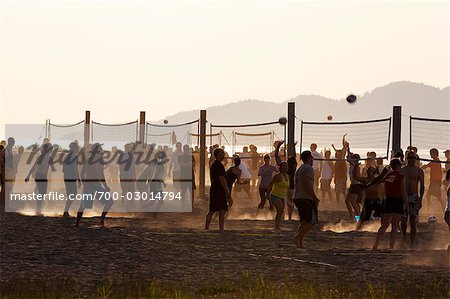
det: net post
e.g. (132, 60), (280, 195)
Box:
(299, 120), (304, 154)
(45, 119), (49, 139)
(199, 110), (207, 200)
(392, 106), (402, 154)
(139, 111), (146, 146)
(287, 102), (295, 157)
(84, 111), (90, 147)
(409, 116), (412, 149)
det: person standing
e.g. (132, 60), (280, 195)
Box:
(76, 143), (113, 227)
(421, 148), (444, 210)
(205, 148), (232, 231)
(63, 142), (81, 217)
(257, 154), (277, 209)
(400, 152), (425, 248)
(269, 162), (291, 230)
(293, 151), (320, 249)
(373, 158), (408, 250)
(310, 143), (323, 193)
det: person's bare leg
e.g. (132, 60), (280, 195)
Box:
(345, 194), (355, 218)
(287, 202), (293, 220)
(219, 210), (226, 230)
(400, 218), (408, 244)
(295, 222), (313, 248)
(75, 212), (83, 226)
(349, 197), (360, 217)
(273, 199), (284, 230)
(327, 190), (333, 203)
(205, 211), (215, 230)
(258, 188), (266, 209)
(373, 215), (391, 250)
(389, 214), (401, 249)
(410, 221), (417, 248)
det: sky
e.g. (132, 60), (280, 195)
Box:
(0, 0), (449, 138)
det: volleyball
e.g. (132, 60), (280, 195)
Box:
(278, 117), (287, 125)
(346, 94), (357, 103)
(163, 119), (168, 124)
(327, 115), (333, 121)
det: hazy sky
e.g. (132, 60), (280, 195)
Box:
(1, 0), (449, 137)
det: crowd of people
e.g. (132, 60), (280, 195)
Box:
(1, 134), (449, 250)
(205, 134), (450, 250)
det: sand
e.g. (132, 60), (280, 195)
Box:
(1, 198), (449, 296)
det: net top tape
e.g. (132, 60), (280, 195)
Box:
(410, 116), (450, 123)
(301, 117), (391, 126)
(91, 120), (138, 126)
(146, 119), (199, 128)
(211, 120), (280, 128)
(49, 120), (84, 128)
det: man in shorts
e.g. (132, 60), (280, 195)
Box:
(357, 166), (382, 229)
(421, 148), (444, 210)
(293, 150), (320, 249)
(401, 152), (424, 248)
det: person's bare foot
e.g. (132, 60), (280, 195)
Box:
(63, 212), (70, 218)
(99, 219), (105, 227)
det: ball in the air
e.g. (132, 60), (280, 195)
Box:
(346, 94), (357, 104)
(163, 119), (168, 124)
(278, 117), (287, 125)
(327, 115), (333, 121)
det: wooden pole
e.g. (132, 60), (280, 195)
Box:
(84, 111), (90, 147)
(392, 106), (402, 154)
(287, 102), (295, 157)
(139, 111), (146, 146)
(199, 110), (207, 199)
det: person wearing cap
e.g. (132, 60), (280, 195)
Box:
(76, 143), (113, 227)
(63, 142), (81, 217)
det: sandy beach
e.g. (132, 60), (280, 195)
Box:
(1, 198), (449, 298)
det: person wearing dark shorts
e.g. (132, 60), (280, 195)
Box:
(357, 167), (382, 229)
(257, 154), (277, 209)
(373, 158), (408, 250)
(205, 148), (232, 230)
(293, 150), (320, 249)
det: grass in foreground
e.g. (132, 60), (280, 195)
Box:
(1, 272), (448, 299)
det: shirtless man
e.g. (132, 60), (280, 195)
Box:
(400, 152), (425, 248)
(357, 166), (382, 229)
(293, 151), (320, 248)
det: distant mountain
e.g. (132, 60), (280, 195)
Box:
(156, 81), (449, 124)
(153, 81), (449, 150)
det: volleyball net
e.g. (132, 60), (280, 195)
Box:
(145, 119), (199, 148)
(210, 120), (285, 154)
(91, 120), (139, 149)
(410, 116), (450, 158)
(299, 117), (392, 159)
(48, 120), (85, 149)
